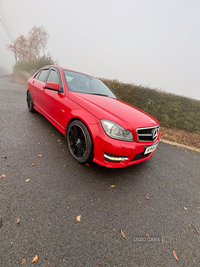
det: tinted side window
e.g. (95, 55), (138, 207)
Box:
(34, 71), (41, 80)
(47, 69), (60, 83)
(37, 69), (49, 83)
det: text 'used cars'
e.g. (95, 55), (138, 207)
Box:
(26, 65), (160, 168)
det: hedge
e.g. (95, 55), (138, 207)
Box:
(101, 78), (200, 133)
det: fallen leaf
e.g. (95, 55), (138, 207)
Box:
(184, 207), (188, 210)
(17, 216), (20, 224)
(95, 256), (108, 266)
(85, 163), (89, 166)
(121, 229), (127, 239)
(63, 164), (68, 167)
(38, 155), (42, 157)
(21, 258), (26, 264)
(77, 215), (81, 221)
(31, 163), (35, 166)
(31, 255), (38, 263)
(52, 134), (54, 136)
(146, 196), (150, 200)
(137, 201), (140, 204)
(26, 179), (30, 182)
(40, 255), (50, 265)
(111, 185), (115, 188)
(0, 174), (6, 178)
(3, 156), (7, 158)
(37, 142), (40, 144)
(39, 225), (55, 236)
(173, 250), (179, 261)
(67, 206), (69, 209)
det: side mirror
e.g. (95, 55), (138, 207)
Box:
(44, 82), (60, 91)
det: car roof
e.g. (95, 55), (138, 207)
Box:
(44, 65), (94, 78)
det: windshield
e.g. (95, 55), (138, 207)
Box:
(63, 70), (117, 98)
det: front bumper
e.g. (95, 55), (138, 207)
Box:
(89, 123), (161, 168)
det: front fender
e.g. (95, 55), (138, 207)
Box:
(64, 109), (100, 139)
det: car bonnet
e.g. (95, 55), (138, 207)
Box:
(69, 93), (159, 131)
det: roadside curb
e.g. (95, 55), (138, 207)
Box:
(160, 138), (200, 153)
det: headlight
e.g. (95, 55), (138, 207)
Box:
(101, 119), (134, 141)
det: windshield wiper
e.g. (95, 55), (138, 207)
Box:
(91, 93), (108, 97)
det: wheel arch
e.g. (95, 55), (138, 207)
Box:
(65, 117), (94, 144)
(64, 109), (98, 142)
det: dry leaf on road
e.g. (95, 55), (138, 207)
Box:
(110, 185), (116, 195)
(31, 163), (35, 166)
(146, 196), (150, 200)
(38, 155), (42, 157)
(40, 255), (50, 265)
(26, 179), (30, 182)
(77, 215), (81, 221)
(31, 255), (38, 263)
(63, 164), (68, 167)
(17, 216), (20, 224)
(0, 174), (6, 178)
(121, 229), (127, 239)
(21, 258), (26, 264)
(184, 207), (188, 210)
(173, 250), (179, 261)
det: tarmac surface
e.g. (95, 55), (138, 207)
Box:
(0, 71), (200, 266)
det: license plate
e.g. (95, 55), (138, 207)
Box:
(144, 142), (159, 155)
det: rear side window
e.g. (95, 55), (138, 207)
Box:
(36, 69), (49, 83)
(34, 71), (41, 80)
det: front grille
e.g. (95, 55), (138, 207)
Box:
(137, 126), (159, 142)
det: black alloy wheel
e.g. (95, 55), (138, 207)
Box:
(67, 120), (93, 163)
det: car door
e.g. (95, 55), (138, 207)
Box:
(42, 68), (66, 132)
(31, 68), (49, 112)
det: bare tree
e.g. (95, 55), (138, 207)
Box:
(6, 26), (49, 62)
(27, 26), (49, 61)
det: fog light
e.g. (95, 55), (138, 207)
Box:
(104, 153), (128, 162)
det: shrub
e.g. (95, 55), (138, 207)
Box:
(13, 54), (58, 76)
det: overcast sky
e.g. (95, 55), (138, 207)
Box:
(1, 0), (200, 100)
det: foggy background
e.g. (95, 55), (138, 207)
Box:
(1, 0), (200, 100)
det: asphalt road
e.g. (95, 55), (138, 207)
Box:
(0, 71), (200, 267)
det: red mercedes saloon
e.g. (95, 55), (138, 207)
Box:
(26, 65), (160, 168)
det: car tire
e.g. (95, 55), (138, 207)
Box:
(27, 91), (35, 113)
(67, 120), (93, 163)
